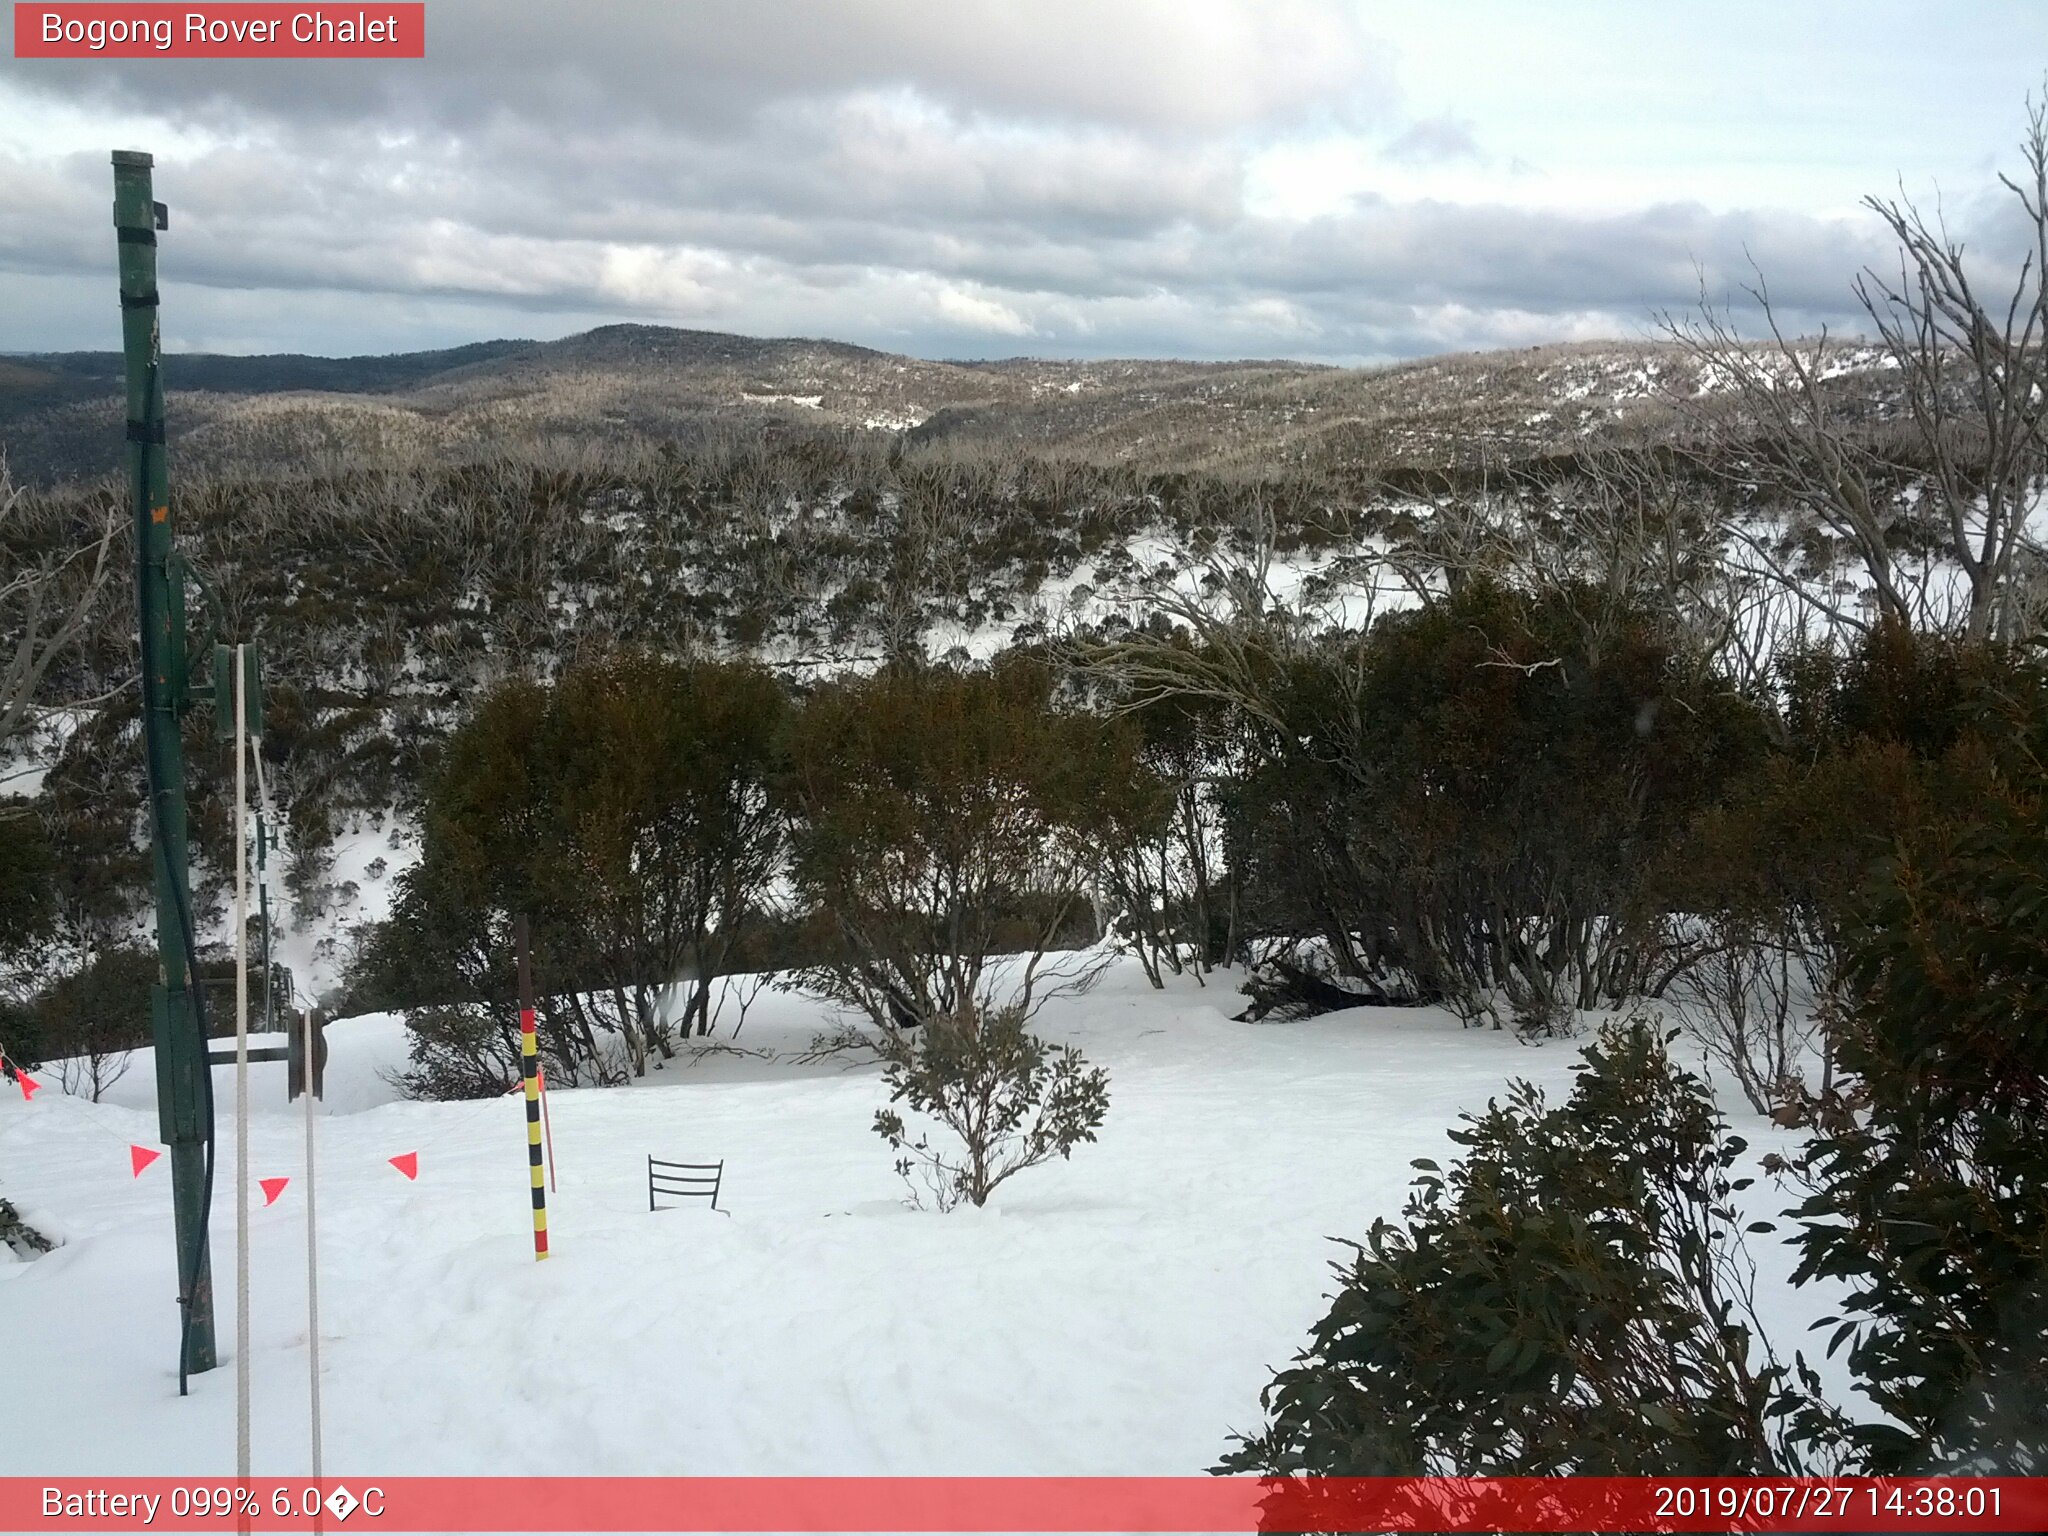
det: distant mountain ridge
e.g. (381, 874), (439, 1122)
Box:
(0, 322), (1892, 484)
(2, 337), (535, 399)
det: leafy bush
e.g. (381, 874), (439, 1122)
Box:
(1095, 685), (1232, 986)
(0, 1197), (54, 1259)
(783, 656), (1151, 1034)
(1659, 745), (1932, 1116)
(1789, 747), (2048, 1472)
(393, 652), (788, 1087)
(389, 1004), (524, 1102)
(1220, 1017), (1837, 1476)
(0, 996), (41, 1079)
(0, 810), (55, 982)
(1659, 624), (2046, 1117)
(1220, 581), (1765, 1027)
(1777, 618), (2048, 763)
(873, 1006), (1109, 1210)
(32, 945), (153, 1101)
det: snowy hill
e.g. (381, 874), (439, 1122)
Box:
(0, 961), (1834, 1477)
(0, 326), (1899, 485)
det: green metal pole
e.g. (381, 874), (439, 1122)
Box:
(114, 149), (216, 1380)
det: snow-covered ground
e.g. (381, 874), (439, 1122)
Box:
(0, 961), (1832, 1478)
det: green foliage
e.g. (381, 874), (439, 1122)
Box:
(1778, 618), (2048, 764)
(1664, 745), (1932, 939)
(1220, 623), (2048, 1477)
(1696, 621), (2048, 940)
(0, 944), (151, 1100)
(1227, 580), (1765, 1023)
(348, 858), (542, 1098)
(389, 652), (789, 1093)
(341, 855), (504, 1016)
(35, 941), (152, 1051)
(1220, 1017), (1837, 1477)
(544, 652), (787, 1039)
(28, 694), (217, 947)
(1788, 745), (2048, 1472)
(0, 1196), (55, 1258)
(391, 1004), (525, 1102)
(0, 810), (55, 972)
(427, 675), (555, 918)
(1095, 683), (1232, 986)
(1657, 625), (2048, 1115)
(0, 995), (43, 1078)
(784, 655), (1153, 1032)
(873, 1005), (1110, 1210)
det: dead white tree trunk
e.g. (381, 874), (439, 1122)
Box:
(1662, 93), (2048, 642)
(0, 456), (119, 758)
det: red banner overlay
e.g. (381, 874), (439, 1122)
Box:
(2, 1477), (2043, 1532)
(13, 4), (424, 58)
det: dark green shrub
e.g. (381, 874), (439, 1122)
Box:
(1096, 684), (1231, 986)
(389, 1004), (523, 1102)
(1789, 749), (2048, 1472)
(385, 653), (788, 1092)
(0, 811), (55, 972)
(0, 1197), (54, 1258)
(1223, 581), (1766, 1025)
(783, 655), (1152, 1033)
(32, 944), (153, 1101)
(0, 996), (43, 1080)
(1220, 1017), (1837, 1476)
(1656, 625), (2048, 1116)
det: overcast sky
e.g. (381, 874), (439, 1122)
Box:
(2, 1), (2043, 363)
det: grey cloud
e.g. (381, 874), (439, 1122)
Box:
(1, 4), (2028, 367)
(33, 161), (1889, 355)
(125, 93), (1249, 266)
(1384, 116), (1485, 166)
(5, 1), (1396, 139)
(0, 140), (1897, 365)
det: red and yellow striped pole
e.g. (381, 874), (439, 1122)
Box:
(514, 915), (548, 1261)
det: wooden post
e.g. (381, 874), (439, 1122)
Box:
(538, 1064), (557, 1193)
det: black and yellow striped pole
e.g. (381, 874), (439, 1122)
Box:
(514, 915), (549, 1260)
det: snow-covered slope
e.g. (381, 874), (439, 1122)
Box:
(0, 962), (1831, 1477)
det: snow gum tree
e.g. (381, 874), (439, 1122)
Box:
(783, 657), (1143, 1206)
(1665, 96), (2048, 642)
(400, 652), (787, 1089)
(783, 655), (1153, 1034)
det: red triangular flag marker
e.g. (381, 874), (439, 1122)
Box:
(389, 1152), (418, 1181)
(131, 1145), (162, 1178)
(259, 1177), (289, 1207)
(16, 1071), (39, 1101)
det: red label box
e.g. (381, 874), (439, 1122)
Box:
(13, 3), (425, 58)
(2, 1476), (2046, 1532)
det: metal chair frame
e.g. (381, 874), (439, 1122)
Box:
(648, 1156), (724, 1212)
